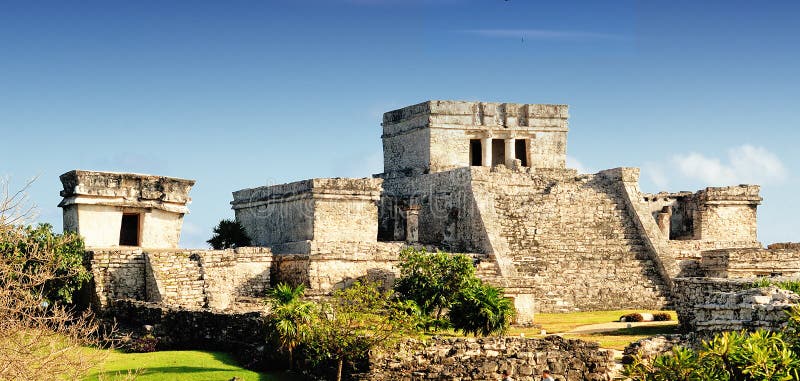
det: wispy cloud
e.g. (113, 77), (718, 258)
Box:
(642, 145), (788, 191)
(461, 29), (627, 41)
(566, 156), (592, 174)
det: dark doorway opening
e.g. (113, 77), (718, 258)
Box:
(119, 214), (140, 246)
(469, 139), (482, 166)
(491, 139), (505, 166)
(515, 139), (528, 167)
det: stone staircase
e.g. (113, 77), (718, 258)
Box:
(484, 173), (671, 311)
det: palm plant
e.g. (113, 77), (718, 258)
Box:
(265, 283), (315, 369)
(449, 281), (515, 337)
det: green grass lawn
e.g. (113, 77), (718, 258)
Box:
(509, 309), (678, 334)
(85, 349), (299, 381)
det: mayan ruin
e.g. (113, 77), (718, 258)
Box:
(61, 100), (798, 329)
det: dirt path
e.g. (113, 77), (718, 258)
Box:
(564, 320), (677, 335)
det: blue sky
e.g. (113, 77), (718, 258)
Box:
(1, 0), (797, 247)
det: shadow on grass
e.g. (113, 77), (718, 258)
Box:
(93, 366), (234, 378)
(593, 324), (679, 337)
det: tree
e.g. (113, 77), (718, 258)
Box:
(0, 223), (89, 304)
(265, 283), (314, 369)
(449, 280), (515, 337)
(306, 281), (420, 381)
(207, 219), (251, 249)
(0, 179), (108, 380)
(393, 247), (475, 323)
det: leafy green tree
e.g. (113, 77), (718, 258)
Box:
(306, 281), (420, 381)
(265, 283), (314, 369)
(0, 223), (89, 304)
(394, 247), (475, 322)
(449, 280), (515, 337)
(207, 219), (251, 249)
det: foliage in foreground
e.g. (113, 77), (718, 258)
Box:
(306, 281), (421, 381)
(0, 182), (106, 380)
(265, 283), (314, 369)
(393, 247), (515, 336)
(624, 306), (800, 381)
(752, 278), (800, 295)
(207, 219), (251, 250)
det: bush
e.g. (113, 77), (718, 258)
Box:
(653, 312), (672, 321)
(621, 313), (644, 322)
(449, 281), (515, 337)
(207, 219), (251, 249)
(126, 334), (159, 353)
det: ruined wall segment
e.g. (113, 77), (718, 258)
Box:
(381, 100), (568, 179)
(231, 178), (382, 247)
(58, 170), (194, 249)
(695, 185), (761, 242)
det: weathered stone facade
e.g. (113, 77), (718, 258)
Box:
(59, 170), (194, 248)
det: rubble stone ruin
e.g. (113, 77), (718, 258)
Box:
(61, 100), (799, 324)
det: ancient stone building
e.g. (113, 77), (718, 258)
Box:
(59, 170), (194, 248)
(63, 100), (792, 325)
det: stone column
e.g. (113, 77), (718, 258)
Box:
(656, 206), (672, 237)
(404, 205), (420, 243)
(505, 138), (516, 167)
(481, 137), (492, 167)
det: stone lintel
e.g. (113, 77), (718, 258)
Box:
(382, 100), (569, 136)
(58, 170), (194, 213)
(698, 185), (762, 205)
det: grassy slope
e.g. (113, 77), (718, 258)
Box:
(85, 350), (296, 381)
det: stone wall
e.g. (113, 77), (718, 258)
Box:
(272, 241), (408, 295)
(86, 247), (272, 310)
(85, 248), (147, 307)
(107, 300), (271, 369)
(701, 247), (800, 278)
(672, 277), (800, 333)
(232, 178), (383, 246)
(366, 336), (614, 381)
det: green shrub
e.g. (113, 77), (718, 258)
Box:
(449, 281), (515, 337)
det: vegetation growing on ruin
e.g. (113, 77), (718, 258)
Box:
(624, 306), (800, 380)
(752, 278), (800, 295)
(207, 219), (251, 249)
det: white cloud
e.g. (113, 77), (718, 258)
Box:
(566, 156), (592, 174)
(643, 162), (670, 189)
(672, 145), (787, 186)
(461, 29), (626, 41)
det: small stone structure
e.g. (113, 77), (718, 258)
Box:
(62, 100), (796, 326)
(59, 170), (194, 248)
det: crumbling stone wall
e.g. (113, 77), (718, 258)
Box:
(701, 247), (800, 278)
(366, 336), (614, 381)
(672, 278), (800, 333)
(85, 247), (272, 310)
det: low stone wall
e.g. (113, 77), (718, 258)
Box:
(701, 247), (800, 278)
(366, 336), (614, 381)
(673, 277), (799, 333)
(107, 299), (274, 369)
(86, 247), (272, 310)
